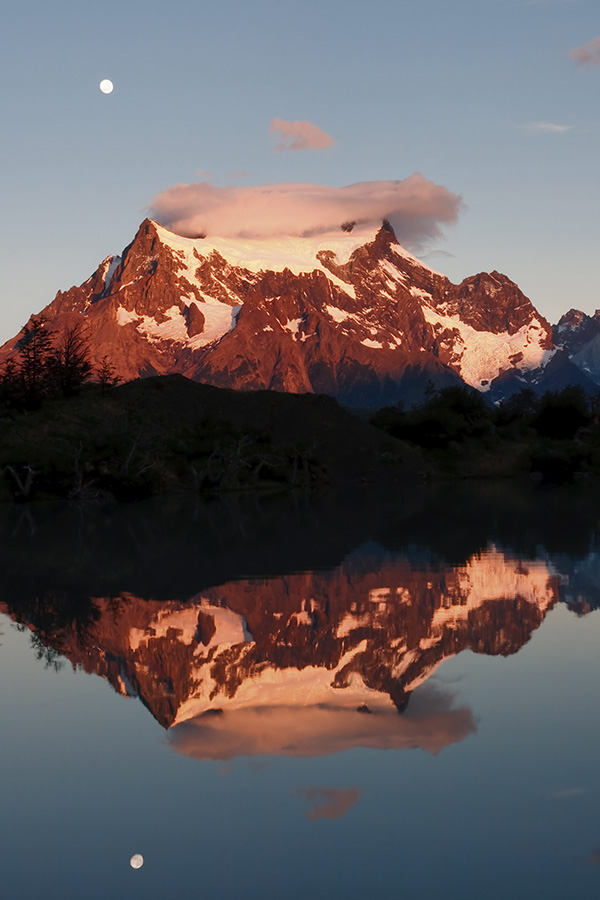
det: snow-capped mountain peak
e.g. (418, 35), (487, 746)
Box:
(0, 217), (594, 405)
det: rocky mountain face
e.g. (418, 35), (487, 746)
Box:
(553, 309), (600, 387)
(1, 219), (594, 406)
(0, 545), (558, 757)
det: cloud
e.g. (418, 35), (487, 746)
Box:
(297, 787), (361, 821)
(421, 249), (456, 261)
(569, 36), (600, 66)
(526, 121), (572, 133)
(523, 0), (583, 5)
(590, 847), (600, 865)
(226, 170), (249, 180)
(549, 787), (584, 798)
(168, 683), (476, 760)
(148, 175), (462, 250)
(270, 117), (335, 151)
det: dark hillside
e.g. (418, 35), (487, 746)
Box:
(0, 375), (420, 501)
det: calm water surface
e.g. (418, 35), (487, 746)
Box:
(1, 484), (599, 899)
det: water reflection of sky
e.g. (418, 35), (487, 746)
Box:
(1, 488), (600, 899)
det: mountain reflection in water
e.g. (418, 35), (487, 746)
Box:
(3, 481), (595, 761)
(2, 483), (600, 900)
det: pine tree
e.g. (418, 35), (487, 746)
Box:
(96, 355), (121, 391)
(48, 322), (93, 396)
(0, 357), (22, 406)
(16, 315), (54, 406)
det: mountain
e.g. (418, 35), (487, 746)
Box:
(553, 308), (600, 387)
(0, 218), (594, 406)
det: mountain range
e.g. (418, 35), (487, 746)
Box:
(1, 218), (598, 406)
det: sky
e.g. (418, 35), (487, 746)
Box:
(1, 0), (598, 343)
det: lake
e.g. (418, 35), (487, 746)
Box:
(1, 483), (599, 899)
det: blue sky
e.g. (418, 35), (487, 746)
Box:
(1, 0), (598, 342)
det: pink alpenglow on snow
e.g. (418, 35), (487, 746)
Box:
(569, 35), (600, 66)
(148, 176), (462, 249)
(270, 117), (336, 151)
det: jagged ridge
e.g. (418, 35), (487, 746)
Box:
(0, 219), (594, 405)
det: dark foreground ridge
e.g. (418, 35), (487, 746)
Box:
(0, 374), (419, 501)
(3, 372), (600, 503)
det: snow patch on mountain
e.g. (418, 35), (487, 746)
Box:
(410, 286), (433, 300)
(381, 259), (408, 284)
(326, 305), (351, 323)
(289, 606), (314, 627)
(283, 317), (306, 340)
(324, 272), (356, 298)
(129, 607), (198, 651)
(194, 602), (253, 650)
(116, 300), (241, 348)
(174, 640), (373, 726)
(335, 611), (374, 638)
(103, 255), (121, 290)
(129, 602), (252, 654)
(154, 220), (378, 283)
(433, 547), (556, 619)
(421, 304), (556, 389)
(389, 241), (442, 276)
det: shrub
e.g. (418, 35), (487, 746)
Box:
(531, 386), (591, 440)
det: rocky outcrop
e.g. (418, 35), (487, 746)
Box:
(553, 308), (600, 387)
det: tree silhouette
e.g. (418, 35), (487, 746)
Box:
(1, 317), (93, 408)
(15, 314), (54, 406)
(532, 386), (591, 439)
(96, 355), (121, 391)
(48, 322), (93, 396)
(0, 357), (21, 406)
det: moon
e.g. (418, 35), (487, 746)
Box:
(129, 854), (144, 869)
(99, 79), (114, 94)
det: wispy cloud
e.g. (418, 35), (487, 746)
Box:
(569, 36), (600, 66)
(523, 0), (583, 6)
(590, 847), (600, 865)
(226, 170), (249, 181)
(270, 118), (336, 152)
(525, 121), (572, 133)
(421, 249), (456, 261)
(148, 175), (462, 249)
(297, 787), (361, 820)
(549, 787), (584, 798)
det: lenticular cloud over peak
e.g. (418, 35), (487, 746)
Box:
(147, 175), (462, 249)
